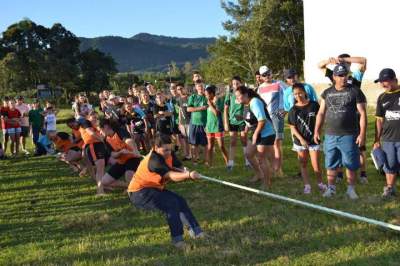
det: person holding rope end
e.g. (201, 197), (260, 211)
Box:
(235, 86), (275, 189)
(127, 133), (204, 249)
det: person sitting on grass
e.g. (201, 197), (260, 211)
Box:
(127, 133), (204, 249)
(35, 129), (53, 156)
(50, 131), (84, 173)
(204, 85), (228, 167)
(288, 83), (327, 194)
(99, 118), (142, 189)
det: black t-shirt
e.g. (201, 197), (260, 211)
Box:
(321, 85), (366, 135)
(126, 111), (145, 134)
(154, 104), (172, 134)
(148, 150), (182, 177)
(288, 101), (319, 145)
(376, 90), (400, 142)
(141, 101), (155, 125)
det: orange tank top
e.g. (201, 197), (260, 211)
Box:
(128, 151), (173, 192)
(106, 133), (135, 164)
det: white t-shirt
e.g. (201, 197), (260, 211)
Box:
(45, 113), (57, 131)
(16, 103), (30, 127)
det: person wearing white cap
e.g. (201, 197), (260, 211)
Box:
(257, 65), (286, 177)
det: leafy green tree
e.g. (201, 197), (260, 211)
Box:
(79, 48), (117, 94)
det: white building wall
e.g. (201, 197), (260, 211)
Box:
(303, 0), (400, 84)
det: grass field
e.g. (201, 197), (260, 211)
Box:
(1, 110), (400, 265)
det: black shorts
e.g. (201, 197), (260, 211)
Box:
(117, 127), (131, 140)
(21, 126), (29, 137)
(172, 125), (181, 135)
(229, 123), (245, 132)
(359, 145), (366, 152)
(107, 157), (141, 179)
(85, 142), (107, 165)
(70, 146), (81, 152)
(255, 134), (275, 146)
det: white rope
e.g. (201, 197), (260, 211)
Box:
(200, 175), (400, 232)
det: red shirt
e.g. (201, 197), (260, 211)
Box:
(0, 106), (9, 129)
(6, 109), (21, 128)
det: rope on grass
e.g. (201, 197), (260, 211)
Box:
(200, 175), (400, 232)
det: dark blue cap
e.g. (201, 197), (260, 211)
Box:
(374, 68), (396, 83)
(284, 68), (297, 79)
(333, 64), (349, 76)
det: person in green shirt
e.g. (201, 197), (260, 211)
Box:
(187, 80), (208, 163)
(205, 85), (228, 167)
(28, 100), (44, 150)
(224, 76), (249, 171)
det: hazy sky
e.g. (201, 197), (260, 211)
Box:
(2, 0), (229, 38)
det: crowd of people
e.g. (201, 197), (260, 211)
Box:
(1, 54), (400, 248)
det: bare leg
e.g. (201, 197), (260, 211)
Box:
(309, 150), (323, 184)
(298, 150), (310, 186)
(245, 142), (262, 182)
(216, 137), (229, 165)
(206, 136), (214, 166)
(94, 159), (105, 195)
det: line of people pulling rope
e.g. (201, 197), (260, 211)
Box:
(1, 54), (399, 248)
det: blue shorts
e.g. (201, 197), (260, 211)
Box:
(324, 135), (360, 171)
(382, 141), (400, 174)
(270, 114), (284, 140)
(188, 124), (207, 146)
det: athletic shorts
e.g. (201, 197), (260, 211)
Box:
(69, 146), (81, 152)
(188, 124), (207, 146)
(116, 127), (131, 140)
(324, 135), (360, 171)
(107, 157), (142, 179)
(255, 134), (275, 146)
(85, 142), (107, 165)
(179, 124), (189, 138)
(207, 132), (224, 138)
(229, 123), (245, 132)
(172, 125), (181, 135)
(270, 114), (284, 140)
(292, 143), (320, 152)
(21, 126), (29, 137)
(382, 141), (400, 174)
(7, 127), (21, 135)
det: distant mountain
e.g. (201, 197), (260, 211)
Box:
(79, 33), (216, 72)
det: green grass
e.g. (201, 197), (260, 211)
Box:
(1, 110), (400, 265)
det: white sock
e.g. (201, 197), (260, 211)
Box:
(228, 160), (234, 167)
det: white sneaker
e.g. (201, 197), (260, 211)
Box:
(346, 186), (359, 200)
(323, 186), (336, 198)
(22, 149), (30, 155)
(318, 183), (327, 192)
(304, 185), (311, 194)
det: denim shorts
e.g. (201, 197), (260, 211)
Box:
(324, 135), (360, 171)
(382, 141), (400, 174)
(270, 114), (284, 140)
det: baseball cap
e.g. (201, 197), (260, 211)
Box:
(284, 69), (297, 79)
(333, 64), (349, 76)
(374, 68), (396, 83)
(259, 65), (271, 76)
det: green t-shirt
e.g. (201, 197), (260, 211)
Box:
(187, 94), (207, 126)
(206, 97), (224, 133)
(224, 90), (245, 126)
(29, 108), (43, 128)
(171, 97), (180, 125)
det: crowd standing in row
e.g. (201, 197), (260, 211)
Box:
(1, 55), (400, 248)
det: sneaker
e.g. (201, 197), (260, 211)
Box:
(346, 186), (359, 200)
(304, 185), (311, 194)
(318, 183), (327, 192)
(226, 165), (233, 171)
(382, 186), (396, 199)
(323, 186), (336, 198)
(174, 241), (186, 250)
(22, 149), (30, 155)
(359, 176), (368, 184)
(194, 232), (207, 239)
(245, 163), (252, 169)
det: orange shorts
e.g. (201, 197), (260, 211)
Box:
(206, 132), (224, 138)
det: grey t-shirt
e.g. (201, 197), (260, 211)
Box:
(321, 85), (366, 136)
